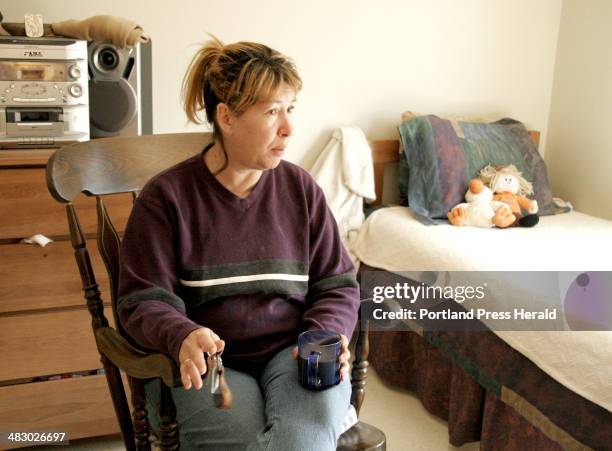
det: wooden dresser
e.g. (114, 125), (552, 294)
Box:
(0, 148), (133, 448)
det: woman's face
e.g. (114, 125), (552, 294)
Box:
(222, 82), (297, 172)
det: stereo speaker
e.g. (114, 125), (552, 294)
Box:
(87, 40), (152, 138)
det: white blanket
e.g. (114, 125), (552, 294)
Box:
(310, 127), (376, 267)
(353, 206), (612, 412)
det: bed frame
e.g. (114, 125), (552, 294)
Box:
(369, 131), (540, 206)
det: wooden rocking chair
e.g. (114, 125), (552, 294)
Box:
(46, 132), (385, 450)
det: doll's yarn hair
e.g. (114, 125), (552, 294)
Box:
(479, 164), (534, 196)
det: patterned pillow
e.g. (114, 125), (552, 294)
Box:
(398, 112), (493, 206)
(397, 115), (555, 223)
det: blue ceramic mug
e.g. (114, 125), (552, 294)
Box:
(297, 330), (342, 391)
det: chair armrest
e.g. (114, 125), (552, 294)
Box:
(95, 326), (182, 387)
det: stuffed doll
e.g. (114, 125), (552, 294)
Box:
(447, 178), (515, 228)
(479, 164), (539, 227)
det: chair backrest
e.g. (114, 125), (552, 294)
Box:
(47, 132), (212, 333)
(47, 132), (212, 201)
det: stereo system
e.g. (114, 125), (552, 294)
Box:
(0, 36), (152, 149)
(0, 36), (89, 148)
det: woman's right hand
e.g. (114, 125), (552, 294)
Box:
(178, 327), (225, 390)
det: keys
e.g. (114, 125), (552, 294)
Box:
(208, 353), (221, 395)
(205, 352), (233, 410)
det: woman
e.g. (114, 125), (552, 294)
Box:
(117, 36), (360, 450)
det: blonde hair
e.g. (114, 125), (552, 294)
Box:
(182, 34), (302, 142)
(479, 164), (534, 196)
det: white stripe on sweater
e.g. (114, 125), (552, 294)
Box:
(180, 273), (309, 287)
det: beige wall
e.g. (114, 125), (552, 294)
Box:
(545, 0), (612, 220)
(3, 0), (562, 168)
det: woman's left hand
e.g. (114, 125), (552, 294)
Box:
(292, 334), (351, 382)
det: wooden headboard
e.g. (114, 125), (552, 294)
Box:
(368, 130), (540, 207)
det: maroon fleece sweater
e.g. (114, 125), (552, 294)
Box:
(117, 146), (359, 373)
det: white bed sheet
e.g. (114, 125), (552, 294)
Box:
(353, 206), (612, 412)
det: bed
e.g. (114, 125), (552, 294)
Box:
(353, 118), (612, 450)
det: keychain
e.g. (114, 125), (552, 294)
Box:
(206, 352), (233, 410)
